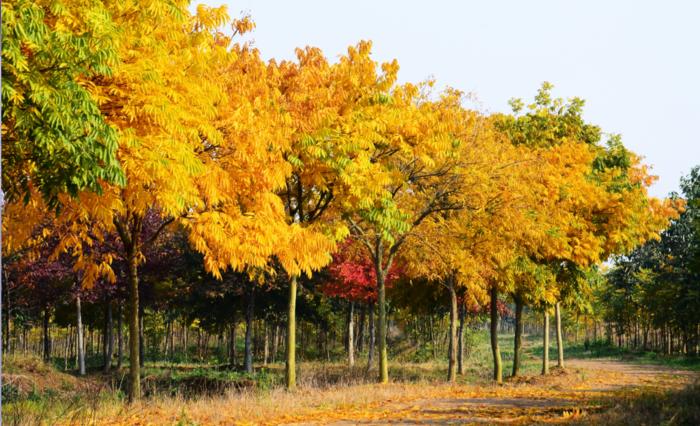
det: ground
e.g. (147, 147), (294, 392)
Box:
(57, 358), (694, 425)
(4, 334), (699, 425)
(273, 360), (698, 425)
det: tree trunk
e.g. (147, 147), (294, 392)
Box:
(43, 307), (51, 362)
(357, 305), (366, 353)
(271, 323), (279, 364)
(542, 310), (550, 375)
(4, 277), (11, 354)
(286, 275), (298, 390)
(116, 302), (123, 369)
(263, 323), (270, 366)
(245, 283), (255, 374)
(138, 304), (144, 368)
(555, 302), (564, 368)
(489, 286), (502, 384)
(168, 321), (175, 359)
(457, 301), (466, 375)
(76, 296), (86, 376)
(447, 282), (458, 382)
(104, 300), (113, 373)
(347, 301), (355, 367)
(367, 302), (375, 371)
(64, 326), (71, 370)
(127, 242), (141, 401)
(377, 269), (389, 383)
(512, 296), (524, 377)
(229, 320), (237, 367)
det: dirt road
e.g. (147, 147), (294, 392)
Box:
(282, 359), (698, 425)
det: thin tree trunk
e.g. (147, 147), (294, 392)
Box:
(489, 286), (502, 383)
(263, 323), (270, 366)
(138, 304), (144, 368)
(271, 323), (280, 364)
(512, 296), (524, 377)
(166, 325), (174, 360)
(447, 281), (458, 382)
(4, 277), (10, 354)
(76, 296), (86, 376)
(64, 326), (71, 370)
(43, 307), (51, 362)
(367, 302), (375, 371)
(555, 302), (564, 368)
(126, 236), (141, 401)
(357, 305), (366, 353)
(377, 268), (389, 383)
(104, 300), (114, 373)
(245, 283), (255, 374)
(457, 301), (466, 375)
(229, 320), (237, 367)
(542, 310), (550, 375)
(116, 302), (123, 369)
(286, 275), (298, 390)
(184, 324), (189, 361)
(347, 301), (355, 367)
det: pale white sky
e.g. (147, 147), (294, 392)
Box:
(200, 0), (699, 198)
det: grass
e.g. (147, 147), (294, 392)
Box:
(560, 339), (700, 372)
(582, 381), (700, 425)
(3, 330), (699, 425)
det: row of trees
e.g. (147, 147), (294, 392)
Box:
(2, 0), (679, 401)
(604, 167), (700, 355)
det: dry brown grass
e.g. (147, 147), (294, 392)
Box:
(80, 360), (698, 425)
(5, 355), (698, 425)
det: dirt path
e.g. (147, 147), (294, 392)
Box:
(281, 359), (698, 425)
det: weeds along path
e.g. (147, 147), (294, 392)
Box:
(73, 358), (697, 425)
(276, 359), (698, 425)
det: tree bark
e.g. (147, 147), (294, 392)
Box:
(4, 276), (10, 354)
(116, 302), (123, 369)
(76, 296), (86, 376)
(347, 301), (355, 367)
(64, 326), (72, 370)
(542, 309), (550, 375)
(489, 286), (502, 384)
(555, 302), (564, 368)
(127, 239), (141, 401)
(263, 323), (270, 366)
(271, 323), (279, 364)
(229, 320), (237, 367)
(357, 305), (366, 353)
(138, 304), (144, 368)
(457, 301), (466, 375)
(286, 275), (298, 390)
(512, 296), (524, 377)
(377, 269), (389, 383)
(104, 300), (114, 373)
(245, 283), (255, 374)
(367, 302), (375, 371)
(43, 307), (51, 362)
(447, 281), (458, 382)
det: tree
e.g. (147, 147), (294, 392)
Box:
(271, 41), (400, 389)
(497, 83), (681, 375)
(321, 238), (399, 367)
(16, 3), (285, 401)
(603, 166), (698, 355)
(2, 0), (124, 206)
(345, 86), (506, 383)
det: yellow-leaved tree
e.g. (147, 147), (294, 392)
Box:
(4, 2), (297, 402)
(343, 85), (516, 383)
(400, 113), (534, 383)
(496, 83), (681, 376)
(269, 41), (400, 389)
